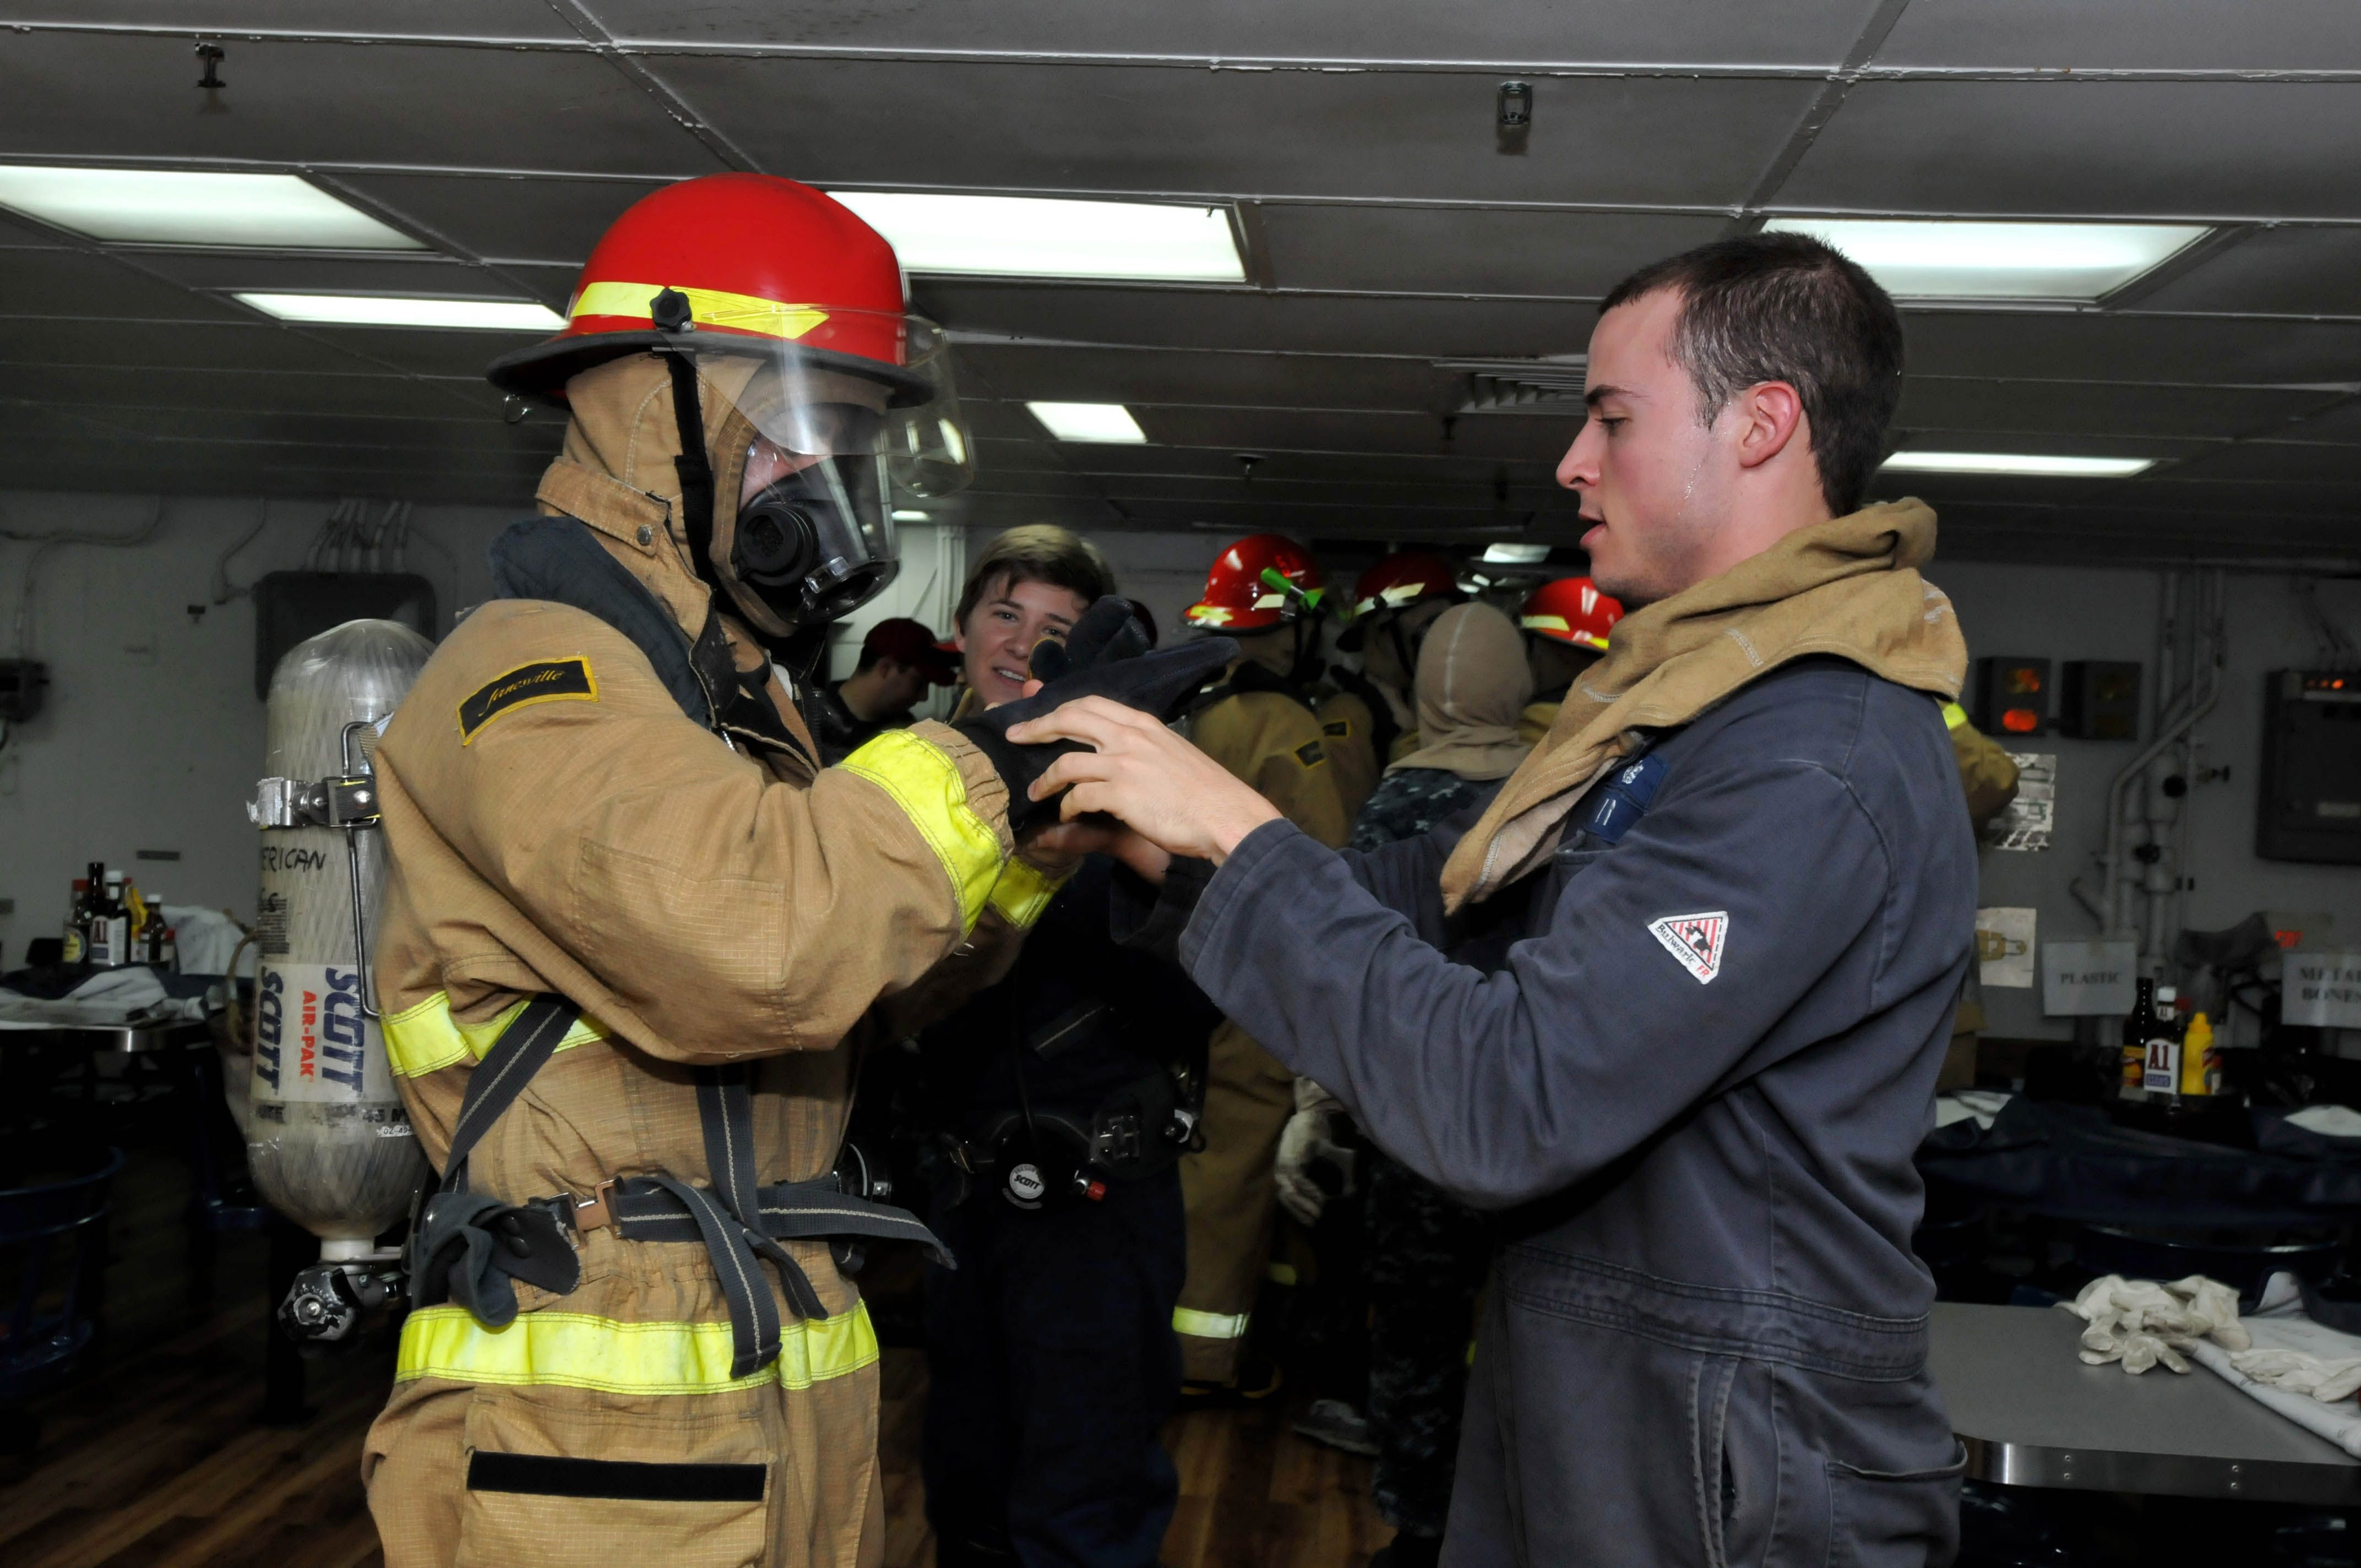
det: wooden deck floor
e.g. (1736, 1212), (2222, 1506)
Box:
(1, 1150), (1391, 1567)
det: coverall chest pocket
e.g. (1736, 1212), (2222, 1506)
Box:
(455, 1387), (771, 1568)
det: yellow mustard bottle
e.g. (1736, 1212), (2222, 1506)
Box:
(2180, 1011), (2216, 1097)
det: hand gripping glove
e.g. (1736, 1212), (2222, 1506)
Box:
(1274, 1077), (1358, 1228)
(955, 596), (1232, 834)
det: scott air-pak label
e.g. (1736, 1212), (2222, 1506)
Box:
(253, 961), (383, 1101)
(458, 657), (597, 743)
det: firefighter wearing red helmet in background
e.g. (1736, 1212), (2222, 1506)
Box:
(1320, 552), (1464, 820)
(1171, 534), (1352, 1395)
(1516, 575), (1625, 744)
(357, 175), (1111, 1567)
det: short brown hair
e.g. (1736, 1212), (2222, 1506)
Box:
(1600, 233), (1903, 516)
(954, 525), (1115, 629)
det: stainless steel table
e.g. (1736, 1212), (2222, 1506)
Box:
(1932, 1301), (2361, 1505)
(0, 1016), (211, 1053)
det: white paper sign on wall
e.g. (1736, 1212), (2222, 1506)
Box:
(2043, 938), (2139, 1016)
(1976, 907), (2037, 989)
(2283, 951), (2361, 1028)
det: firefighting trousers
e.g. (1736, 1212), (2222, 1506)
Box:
(922, 1165), (1185, 1568)
(362, 1292), (888, 1568)
(1172, 1019), (1294, 1384)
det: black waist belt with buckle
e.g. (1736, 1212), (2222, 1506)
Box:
(408, 994), (949, 1380)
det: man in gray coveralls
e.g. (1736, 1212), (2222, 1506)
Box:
(1011, 233), (1979, 1566)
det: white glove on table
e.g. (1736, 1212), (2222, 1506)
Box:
(2064, 1273), (2251, 1374)
(1274, 1077), (1357, 1227)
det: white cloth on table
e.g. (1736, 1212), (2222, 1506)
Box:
(2189, 1273), (2361, 1458)
(1934, 1090), (2011, 1130)
(156, 904), (247, 979)
(0, 965), (203, 1028)
(2286, 1104), (2361, 1140)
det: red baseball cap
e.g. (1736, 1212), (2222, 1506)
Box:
(862, 617), (961, 683)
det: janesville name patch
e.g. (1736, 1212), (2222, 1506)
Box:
(458, 657), (597, 744)
(1647, 911), (1728, 985)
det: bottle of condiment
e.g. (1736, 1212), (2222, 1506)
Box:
(88, 867), (128, 968)
(60, 876), (89, 964)
(2143, 984), (2184, 1099)
(2121, 977), (2155, 1099)
(2180, 1011), (2219, 1097)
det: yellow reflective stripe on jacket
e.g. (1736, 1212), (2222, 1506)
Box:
(396, 1301), (880, 1395)
(1172, 1306), (1251, 1340)
(382, 991), (608, 1079)
(840, 729), (1003, 935)
(1941, 701), (1971, 731)
(985, 856), (1065, 930)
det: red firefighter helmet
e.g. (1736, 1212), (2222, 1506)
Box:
(1519, 577), (1624, 653)
(1349, 552), (1460, 619)
(1184, 534), (1325, 631)
(1339, 551), (1461, 650)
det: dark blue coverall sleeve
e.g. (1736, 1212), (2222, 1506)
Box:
(1178, 748), (1894, 1211)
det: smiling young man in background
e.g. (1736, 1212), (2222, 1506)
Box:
(1011, 232), (1979, 1566)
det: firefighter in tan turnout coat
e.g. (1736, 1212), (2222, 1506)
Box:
(356, 174), (1226, 1568)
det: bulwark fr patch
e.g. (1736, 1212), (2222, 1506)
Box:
(459, 657), (598, 744)
(1293, 739), (1328, 769)
(1648, 911), (1728, 985)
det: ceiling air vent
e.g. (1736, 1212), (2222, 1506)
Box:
(1439, 357), (1588, 412)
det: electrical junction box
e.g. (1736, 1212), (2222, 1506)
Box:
(1972, 656), (2050, 738)
(2257, 670), (2361, 864)
(2060, 661), (2141, 742)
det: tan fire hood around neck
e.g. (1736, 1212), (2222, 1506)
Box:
(1438, 499), (1967, 913)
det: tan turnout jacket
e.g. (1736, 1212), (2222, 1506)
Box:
(362, 355), (1040, 1568)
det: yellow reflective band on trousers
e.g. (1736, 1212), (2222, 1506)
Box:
(986, 856), (1065, 929)
(382, 991), (609, 1079)
(1941, 701), (1971, 731)
(840, 729), (1003, 935)
(396, 1301), (881, 1396)
(1172, 1306), (1252, 1340)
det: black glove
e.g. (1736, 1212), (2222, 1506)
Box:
(955, 596), (1231, 834)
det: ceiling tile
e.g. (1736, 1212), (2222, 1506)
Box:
(2135, 227), (2361, 318)
(1900, 310), (2361, 385)
(1873, 0), (2361, 72)
(0, 33), (718, 178)
(1256, 206), (1728, 296)
(1894, 378), (2347, 440)
(2163, 442), (2361, 485)
(0, 364), (495, 420)
(290, 324), (561, 379)
(51, 4), (585, 40)
(1780, 80), (2361, 220)
(920, 284), (1598, 359)
(960, 345), (1460, 411)
(652, 58), (1819, 208)
(2276, 399), (2361, 445)
(595, 0), (1880, 68)
(331, 174), (673, 266)
(128, 250), (521, 298)
(0, 249), (251, 322)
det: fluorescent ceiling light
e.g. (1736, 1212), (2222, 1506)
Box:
(1481, 543), (1553, 564)
(0, 165), (421, 249)
(1881, 451), (2155, 478)
(891, 509), (932, 522)
(1762, 219), (2207, 301)
(236, 293), (565, 331)
(1026, 401), (1148, 444)
(828, 191), (1245, 282)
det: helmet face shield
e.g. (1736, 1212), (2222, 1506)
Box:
(680, 312), (969, 630)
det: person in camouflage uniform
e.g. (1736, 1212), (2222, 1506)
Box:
(1334, 603), (1537, 1568)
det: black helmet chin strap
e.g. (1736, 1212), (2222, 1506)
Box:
(649, 288), (741, 620)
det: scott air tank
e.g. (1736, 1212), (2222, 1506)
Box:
(246, 618), (433, 1255)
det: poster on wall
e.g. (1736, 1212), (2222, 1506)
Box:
(1982, 753), (2055, 852)
(1975, 907), (2037, 989)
